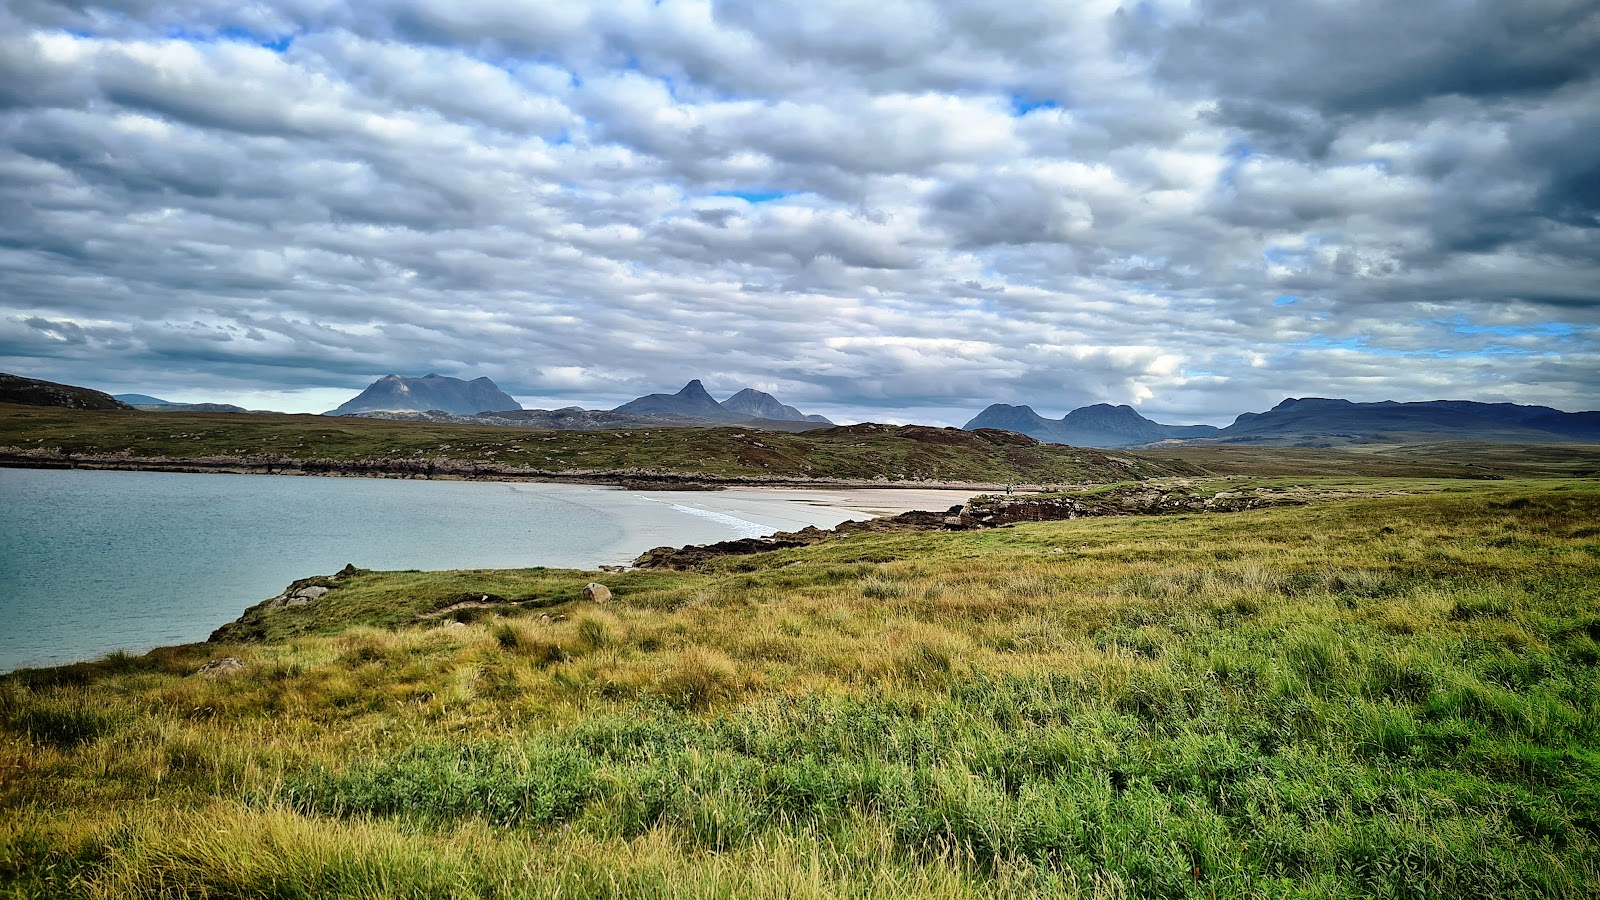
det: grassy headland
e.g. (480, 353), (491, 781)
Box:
(0, 404), (1196, 486)
(4, 478), (1599, 897)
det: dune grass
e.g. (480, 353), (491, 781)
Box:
(3, 479), (1599, 897)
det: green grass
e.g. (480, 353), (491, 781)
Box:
(3, 479), (1600, 897)
(0, 404), (1196, 485)
(1141, 442), (1600, 479)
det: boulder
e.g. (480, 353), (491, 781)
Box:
(583, 583), (612, 603)
(197, 656), (244, 677)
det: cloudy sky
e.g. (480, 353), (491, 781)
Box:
(2, 1), (1596, 425)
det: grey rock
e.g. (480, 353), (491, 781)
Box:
(197, 656), (244, 677)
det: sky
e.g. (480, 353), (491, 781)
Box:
(1, 1), (1597, 426)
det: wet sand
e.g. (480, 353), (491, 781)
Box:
(724, 486), (987, 518)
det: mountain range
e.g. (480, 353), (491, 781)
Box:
(964, 403), (1220, 448)
(326, 375), (834, 430)
(14, 368), (1599, 449)
(612, 379), (832, 425)
(966, 397), (1600, 448)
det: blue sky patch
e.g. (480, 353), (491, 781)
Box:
(1273, 295), (1298, 306)
(164, 26), (294, 52)
(1009, 93), (1061, 116)
(714, 189), (792, 204)
(1443, 317), (1578, 339)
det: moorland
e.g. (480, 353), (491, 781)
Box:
(3, 474), (1599, 898)
(0, 403), (1197, 486)
(3, 396), (1600, 897)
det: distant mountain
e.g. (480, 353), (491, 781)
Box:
(346, 407), (832, 433)
(613, 379), (743, 422)
(613, 380), (834, 426)
(720, 388), (833, 424)
(963, 403), (1218, 448)
(116, 394), (271, 413)
(1, 372), (132, 411)
(146, 403), (264, 414)
(1205, 398), (1600, 445)
(329, 374), (521, 416)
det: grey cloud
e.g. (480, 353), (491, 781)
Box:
(1130, 0), (1600, 114)
(0, 1), (1595, 425)
(928, 173), (1093, 247)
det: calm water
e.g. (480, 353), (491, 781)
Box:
(0, 468), (863, 671)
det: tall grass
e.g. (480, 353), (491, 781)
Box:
(4, 481), (1600, 897)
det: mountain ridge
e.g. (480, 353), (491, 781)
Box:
(329, 374), (522, 416)
(965, 396), (1600, 448)
(963, 402), (1218, 448)
(612, 380), (833, 426)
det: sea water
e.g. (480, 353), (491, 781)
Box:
(0, 468), (869, 671)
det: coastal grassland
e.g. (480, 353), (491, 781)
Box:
(0, 404), (1192, 484)
(4, 479), (1600, 898)
(1136, 441), (1600, 479)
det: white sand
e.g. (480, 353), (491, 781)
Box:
(722, 486), (986, 519)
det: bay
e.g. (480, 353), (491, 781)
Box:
(0, 467), (886, 671)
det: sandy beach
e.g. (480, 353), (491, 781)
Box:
(609, 486), (987, 550)
(723, 486), (988, 518)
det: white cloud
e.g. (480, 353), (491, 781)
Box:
(0, 0), (1595, 427)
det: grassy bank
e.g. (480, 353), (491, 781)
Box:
(3, 479), (1599, 897)
(0, 404), (1196, 485)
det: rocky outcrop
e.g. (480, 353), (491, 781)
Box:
(632, 508), (960, 569)
(209, 565), (366, 643)
(196, 656), (244, 677)
(268, 584), (330, 608)
(582, 583), (612, 603)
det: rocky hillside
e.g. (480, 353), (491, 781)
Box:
(0, 372), (132, 411)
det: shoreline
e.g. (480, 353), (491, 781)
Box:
(0, 449), (1022, 492)
(0, 471), (990, 673)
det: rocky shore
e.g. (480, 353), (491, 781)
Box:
(632, 483), (1310, 569)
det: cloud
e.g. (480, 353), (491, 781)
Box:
(0, 0), (1595, 424)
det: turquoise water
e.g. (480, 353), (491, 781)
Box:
(0, 468), (860, 671)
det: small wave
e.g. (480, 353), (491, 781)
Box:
(666, 503), (770, 539)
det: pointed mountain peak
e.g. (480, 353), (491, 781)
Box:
(720, 387), (833, 424)
(677, 379), (712, 396)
